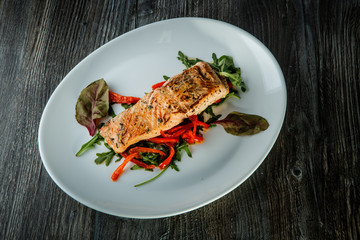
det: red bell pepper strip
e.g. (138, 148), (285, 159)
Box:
(152, 81), (166, 90)
(111, 152), (139, 181)
(160, 131), (170, 138)
(128, 147), (166, 157)
(148, 137), (179, 144)
(161, 124), (194, 138)
(168, 128), (188, 138)
(109, 91), (140, 104)
(194, 134), (204, 144)
(196, 120), (210, 129)
(181, 129), (195, 144)
(182, 131), (205, 144)
(168, 119), (208, 134)
(159, 144), (175, 170)
(214, 99), (222, 104)
(161, 118), (209, 139)
(189, 115), (198, 136)
(166, 123), (193, 134)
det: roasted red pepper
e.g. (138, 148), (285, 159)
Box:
(151, 81), (166, 90)
(148, 137), (179, 144)
(109, 90), (140, 104)
(111, 152), (139, 181)
(159, 144), (175, 170)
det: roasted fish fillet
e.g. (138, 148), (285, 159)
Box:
(99, 62), (229, 153)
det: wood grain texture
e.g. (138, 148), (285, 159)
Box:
(0, 0), (359, 239)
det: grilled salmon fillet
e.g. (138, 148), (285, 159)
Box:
(99, 62), (229, 153)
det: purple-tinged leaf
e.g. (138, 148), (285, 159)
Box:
(75, 79), (109, 136)
(214, 111), (269, 136)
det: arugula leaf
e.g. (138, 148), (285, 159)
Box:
(201, 107), (221, 124)
(177, 142), (192, 158)
(139, 152), (162, 165)
(121, 103), (135, 109)
(174, 141), (192, 162)
(108, 105), (116, 118)
(219, 71), (241, 86)
(76, 132), (104, 156)
(219, 55), (237, 72)
(169, 161), (179, 171)
(94, 150), (116, 166)
(219, 71), (246, 92)
(210, 53), (246, 91)
(214, 111), (269, 136)
(130, 164), (154, 171)
(75, 79), (109, 136)
(177, 51), (202, 69)
(214, 90), (240, 106)
(211, 53), (220, 71)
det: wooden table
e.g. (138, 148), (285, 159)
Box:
(1, 0), (359, 239)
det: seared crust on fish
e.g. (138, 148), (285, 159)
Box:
(99, 62), (229, 153)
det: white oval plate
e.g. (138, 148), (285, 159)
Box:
(38, 18), (286, 218)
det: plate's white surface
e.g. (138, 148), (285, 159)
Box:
(38, 18), (286, 218)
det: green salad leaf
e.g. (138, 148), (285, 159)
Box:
(121, 103), (135, 109)
(94, 143), (121, 166)
(95, 150), (115, 166)
(76, 132), (104, 156)
(108, 105), (116, 118)
(177, 51), (202, 68)
(177, 51), (247, 92)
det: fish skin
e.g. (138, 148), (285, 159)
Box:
(99, 62), (229, 153)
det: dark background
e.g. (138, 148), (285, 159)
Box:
(0, 0), (359, 239)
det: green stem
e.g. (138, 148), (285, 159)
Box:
(134, 165), (170, 187)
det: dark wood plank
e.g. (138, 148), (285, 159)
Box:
(0, 0), (359, 239)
